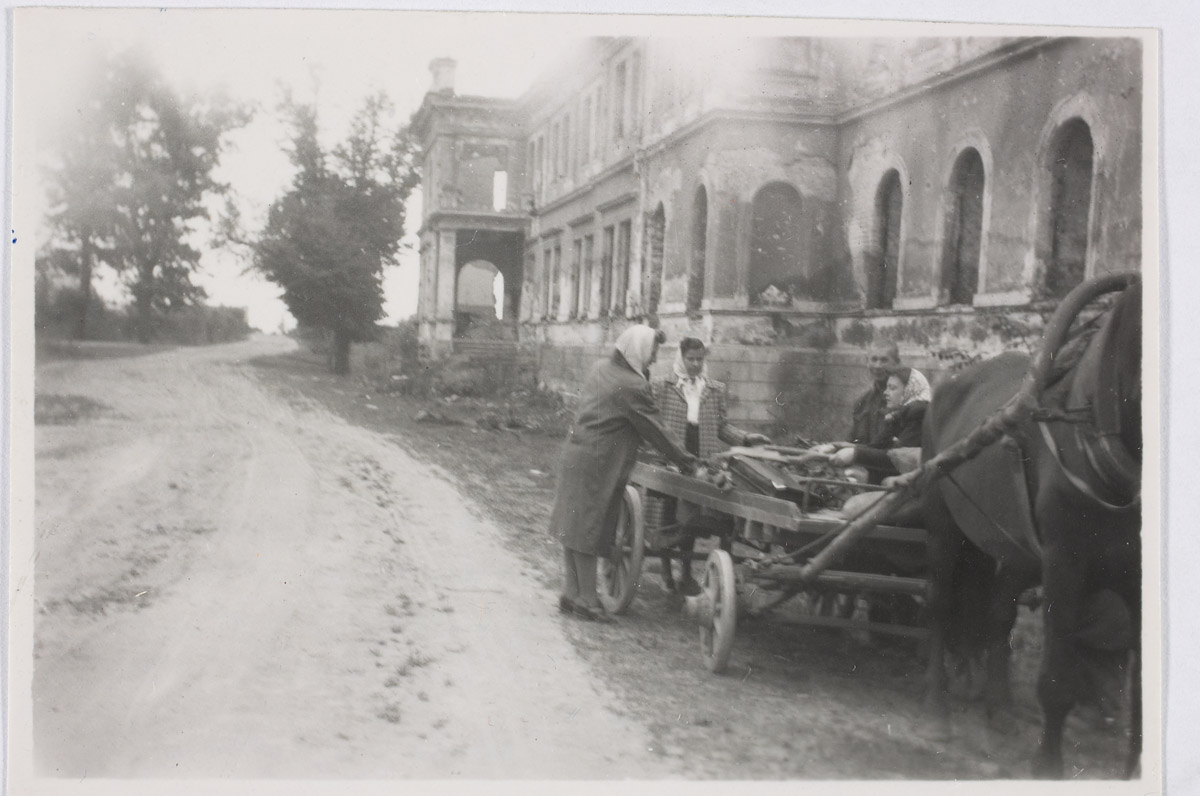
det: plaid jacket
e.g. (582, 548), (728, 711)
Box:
(644, 377), (751, 534)
(650, 376), (751, 460)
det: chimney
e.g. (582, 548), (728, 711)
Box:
(429, 57), (457, 95)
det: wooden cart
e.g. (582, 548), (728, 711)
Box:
(597, 461), (928, 673)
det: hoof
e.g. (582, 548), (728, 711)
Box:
(1031, 751), (1063, 780)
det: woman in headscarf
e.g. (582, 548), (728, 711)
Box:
(654, 337), (771, 460)
(647, 337), (770, 593)
(831, 365), (931, 481)
(549, 325), (697, 622)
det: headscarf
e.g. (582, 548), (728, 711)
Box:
(614, 324), (660, 380)
(899, 367), (932, 405)
(672, 345), (709, 425)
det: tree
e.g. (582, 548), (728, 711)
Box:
(40, 54), (121, 340)
(41, 49), (249, 342)
(253, 95), (419, 374)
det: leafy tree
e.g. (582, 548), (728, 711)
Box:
(253, 94), (419, 374)
(41, 49), (249, 342)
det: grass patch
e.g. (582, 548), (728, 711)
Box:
(37, 340), (176, 362)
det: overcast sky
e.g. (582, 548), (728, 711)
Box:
(17, 8), (572, 331)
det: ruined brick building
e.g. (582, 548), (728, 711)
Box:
(411, 36), (1143, 436)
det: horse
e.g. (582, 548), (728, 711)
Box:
(919, 274), (1142, 778)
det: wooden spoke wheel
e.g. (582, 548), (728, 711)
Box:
(597, 486), (645, 615)
(698, 549), (738, 673)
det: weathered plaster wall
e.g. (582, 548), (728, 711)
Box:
(838, 38), (1142, 306)
(644, 119), (851, 314)
(520, 161), (639, 326)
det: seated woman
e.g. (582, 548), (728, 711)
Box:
(830, 365), (930, 482)
(647, 337), (770, 594)
(828, 367), (931, 629)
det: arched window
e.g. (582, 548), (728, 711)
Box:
(688, 186), (708, 312)
(1041, 118), (1094, 299)
(940, 149), (985, 306)
(749, 182), (805, 304)
(644, 204), (665, 317)
(869, 170), (902, 309)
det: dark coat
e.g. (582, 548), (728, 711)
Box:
(550, 353), (694, 556)
(848, 382), (889, 445)
(853, 401), (929, 475)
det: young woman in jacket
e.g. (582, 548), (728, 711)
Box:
(647, 337), (770, 594)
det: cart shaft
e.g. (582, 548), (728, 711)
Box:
(748, 566), (929, 597)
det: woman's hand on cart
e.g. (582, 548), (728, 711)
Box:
(692, 460), (735, 490)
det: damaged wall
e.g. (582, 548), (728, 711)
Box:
(414, 36), (1144, 441)
(645, 119), (853, 314)
(838, 37), (1142, 307)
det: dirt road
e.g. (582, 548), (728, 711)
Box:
(32, 336), (678, 779)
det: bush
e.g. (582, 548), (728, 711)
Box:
(353, 320), (436, 395)
(36, 280), (132, 342)
(155, 305), (253, 345)
(35, 276), (252, 346)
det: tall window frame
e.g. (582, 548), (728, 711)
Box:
(600, 225), (615, 315)
(939, 148), (986, 307)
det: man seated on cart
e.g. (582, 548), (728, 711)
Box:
(645, 337), (771, 595)
(849, 341), (902, 449)
(829, 365), (930, 484)
(808, 341), (905, 481)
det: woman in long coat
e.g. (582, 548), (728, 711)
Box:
(550, 325), (697, 622)
(647, 337), (770, 593)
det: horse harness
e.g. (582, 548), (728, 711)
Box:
(1032, 298), (1141, 513)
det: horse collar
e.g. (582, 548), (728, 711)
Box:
(1037, 421), (1140, 512)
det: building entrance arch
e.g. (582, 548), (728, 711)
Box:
(451, 229), (523, 341)
(455, 259), (505, 338)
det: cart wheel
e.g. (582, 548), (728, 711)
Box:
(598, 486), (645, 615)
(698, 549), (738, 673)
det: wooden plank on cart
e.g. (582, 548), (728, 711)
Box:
(631, 462), (924, 543)
(632, 462), (807, 528)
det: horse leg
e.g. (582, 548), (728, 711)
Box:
(1126, 648), (1142, 778)
(918, 487), (957, 742)
(1032, 545), (1087, 779)
(984, 564), (1034, 734)
(1118, 574), (1143, 778)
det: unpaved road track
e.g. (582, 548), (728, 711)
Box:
(32, 336), (676, 779)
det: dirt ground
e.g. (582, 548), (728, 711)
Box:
(29, 334), (1134, 781)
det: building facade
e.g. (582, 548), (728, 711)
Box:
(411, 36), (1143, 437)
